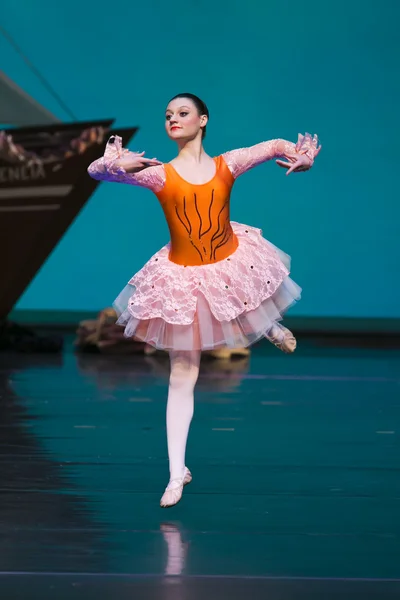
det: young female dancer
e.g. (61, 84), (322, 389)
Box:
(88, 93), (321, 507)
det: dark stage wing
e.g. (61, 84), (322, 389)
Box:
(0, 120), (137, 318)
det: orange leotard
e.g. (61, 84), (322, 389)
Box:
(88, 134), (320, 268)
(155, 156), (238, 266)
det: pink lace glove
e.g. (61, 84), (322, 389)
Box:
(276, 133), (321, 175)
(87, 135), (165, 191)
(103, 135), (161, 174)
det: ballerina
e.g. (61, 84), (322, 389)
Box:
(88, 92), (321, 507)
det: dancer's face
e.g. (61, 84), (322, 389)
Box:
(165, 98), (207, 142)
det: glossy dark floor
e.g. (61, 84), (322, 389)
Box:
(1, 334), (400, 599)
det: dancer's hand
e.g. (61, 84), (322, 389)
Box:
(115, 150), (162, 172)
(276, 133), (321, 175)
(106, 136), (162, 172)
(276, 146), (321, 175)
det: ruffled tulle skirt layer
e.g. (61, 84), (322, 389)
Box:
(113, 222), (301, 351)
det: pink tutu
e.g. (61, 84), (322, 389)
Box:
(113, 222), (301, 351)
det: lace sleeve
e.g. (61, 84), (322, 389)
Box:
(87, 135), (165, 192)
(222, 133), (320, 178)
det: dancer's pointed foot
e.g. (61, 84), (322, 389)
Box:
(265, 323), (297, 353)
(160, 467), (192, 508)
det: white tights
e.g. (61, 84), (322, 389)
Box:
(166, 350), (201, 480)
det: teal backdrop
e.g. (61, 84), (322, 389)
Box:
(2, 1), (398, 318)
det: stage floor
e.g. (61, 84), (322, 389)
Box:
(1, 335), (399, 599)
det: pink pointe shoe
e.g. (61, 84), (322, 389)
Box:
(265, 323), (297, 354)
(160, 467), (192, 508)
